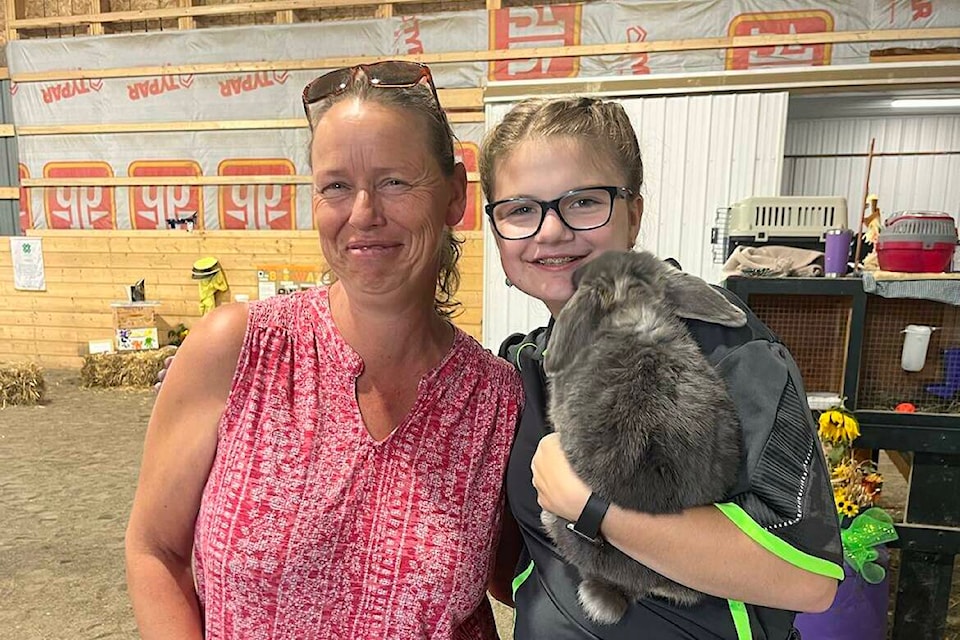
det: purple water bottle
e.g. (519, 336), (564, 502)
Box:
(824, 228), (853, 277)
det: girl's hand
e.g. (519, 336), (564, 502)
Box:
(531, 433), (591, 522)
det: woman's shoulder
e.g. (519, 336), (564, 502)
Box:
(247, 287), (328, 332)
(161, 302), (249, 402)
(452, 326), (523, 387)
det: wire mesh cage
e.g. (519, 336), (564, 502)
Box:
(858, 297), (960, 413)
(748, 294), (852, 394)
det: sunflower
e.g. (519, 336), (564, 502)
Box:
(818, 409), (860, 445)
(834, 490), (861, 517)
(830, 459), (855, 481)
(834, 491), (850, 515)
(833, 489), (847, 506)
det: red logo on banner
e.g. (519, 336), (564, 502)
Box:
(43, 162), (116, 230)
(911, 0), (933, 20)
(127, 75), (195, 101)
(18, 164), (31, 231)
(128, 160), (203, 230)
(219, 71), (290, 98)
(41, 79), (103, 105)
(455, 143), (481, 232)
(726, 11), (834, 70)
(885, 0), (934, 24)
(490, 5), (582, 81)
(218, 159), (296, 230)
(611, 26), (650, 76)
(394, 16), (424, 54)
(626, 26), (650, 75)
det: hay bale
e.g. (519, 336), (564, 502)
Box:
(0, 362), (46, 408)
(80, 346), (177, 388)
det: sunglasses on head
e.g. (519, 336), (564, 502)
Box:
(301, 60), (444, 121)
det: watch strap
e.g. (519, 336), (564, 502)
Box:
(565, 492), (610, 545)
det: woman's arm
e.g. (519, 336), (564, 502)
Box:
(124, 303), (248, 639)
(531, 433), (838, 613)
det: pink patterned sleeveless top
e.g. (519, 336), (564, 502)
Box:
(193, 287), (523, 640)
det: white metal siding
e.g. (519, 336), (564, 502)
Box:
(482, 92), (788, 351)
(783, 115), (960, 228)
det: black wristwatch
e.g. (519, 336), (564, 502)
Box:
(566, 492), (610, 545)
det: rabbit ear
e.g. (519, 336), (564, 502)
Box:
(544, 287), (600, 375)
(664, 269), (747, 328)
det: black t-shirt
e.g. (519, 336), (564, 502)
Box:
(500, 287), (843, 640)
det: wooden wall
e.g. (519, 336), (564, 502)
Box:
(0, 229), (483, 368)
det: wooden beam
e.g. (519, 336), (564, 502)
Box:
(886, 450), (913, 481)
(483, 60), (960, 101)
(23, 176), (312, 187)
(11, 28), (960, 83)
(870, 52), (960, 64)
(21, 173), (482, 187)
(15, 111), (483, 137)
(9, 0), (452, 28)
(0, 187), (19, 199)
(374, 3), (391, 18)
(17, 118), (309, 135)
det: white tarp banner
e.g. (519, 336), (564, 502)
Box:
(7, 0), (959, 230)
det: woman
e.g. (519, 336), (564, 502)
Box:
(125, 61), (523, 640)
(480, 97), (844, 639)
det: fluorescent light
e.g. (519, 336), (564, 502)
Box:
(891, 98), (960, 108)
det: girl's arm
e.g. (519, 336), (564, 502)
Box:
(531, 433), (838, 613)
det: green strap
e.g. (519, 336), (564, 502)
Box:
(715, 502), (845, 580)
(511, 559), (535, 599)
(728, 600), (752, 640)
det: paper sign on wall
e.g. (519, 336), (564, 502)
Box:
(256, 264), (319, 299)
(10, 237), (46, 291)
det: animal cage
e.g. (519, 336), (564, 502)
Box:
(721, 196), (848, 259)
(859, 297), (960, 413)
(729, 196), (848, 241)
(728, 278), (960, 415)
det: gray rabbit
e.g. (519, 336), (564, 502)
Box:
(542, 249), (746, 625)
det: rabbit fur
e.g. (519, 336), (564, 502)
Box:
(542, 250), (746, 625)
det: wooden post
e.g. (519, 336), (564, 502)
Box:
(374, 3), (392, 18)
(4, 0), (23, 41)
(177, 0), (194, 30)
(852, 137), (876, 271)
(87, 0), (108, 35)
(892, 451), (960, 640)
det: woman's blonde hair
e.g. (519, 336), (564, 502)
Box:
(308, 77), (463, 318)
(479, 96), (644, 203)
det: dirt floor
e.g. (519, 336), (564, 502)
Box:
(0, 370), (956, 639)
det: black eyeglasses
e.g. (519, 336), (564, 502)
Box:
(301, 60), (444, 122)
(485, 186), (633, 240)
